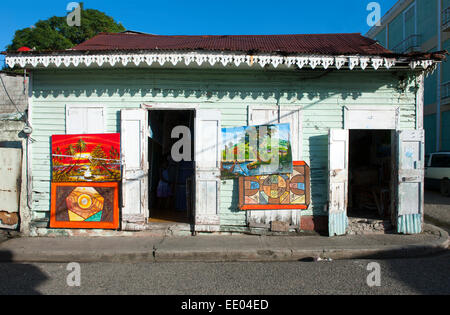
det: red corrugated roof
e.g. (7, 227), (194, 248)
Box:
(72, 32), (392, 55)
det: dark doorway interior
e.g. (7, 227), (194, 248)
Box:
(148, 110), (195, 223)
(348, 130), (392, 220)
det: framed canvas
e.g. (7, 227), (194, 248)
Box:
(51, 133), (121, 183)
(239, 161), (310, 210)
(50, 182), (120, 229)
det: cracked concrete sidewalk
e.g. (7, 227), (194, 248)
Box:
(0, 224), (448, 263)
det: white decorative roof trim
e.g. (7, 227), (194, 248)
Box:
(384, 58), (396, 69)
(372, 58), (384, 70)
(359, 57), (371, 70)
(5, 52), (436, 71)
(335, 57), (347, 69)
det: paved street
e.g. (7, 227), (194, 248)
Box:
(425, 189), (450, 233)
(0, 251), (449, 295)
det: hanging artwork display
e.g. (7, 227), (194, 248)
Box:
(50, 182), (120, 229)
(51, 133), (121, 183)
(239, 161), (310, 210)
(221, 123), (293, 179)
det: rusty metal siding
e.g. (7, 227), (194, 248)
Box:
(72, 33), (391, 56)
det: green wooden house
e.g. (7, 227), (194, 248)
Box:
(4, 32), (445, 236)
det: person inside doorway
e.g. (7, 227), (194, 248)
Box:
(156, 156), (173, 209)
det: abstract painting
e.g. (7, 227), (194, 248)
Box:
(51, 133), (121, 183)
(221, 123), (293, 179)
(239, 161), (310, 210)
(50, 182), (119, 229)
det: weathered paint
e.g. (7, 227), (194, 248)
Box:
(194, 109), (221, 232)
(0, 147), (22, 216)
(121, 109), (148, 229)
(328, 129), (349, 237)
(0, 119), (31, 232)
(395, 129), (425, 235)
(29, 68), (419, 231)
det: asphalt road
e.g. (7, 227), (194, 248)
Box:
(425, 189), (450, 233)
(0, 251), (448, 295)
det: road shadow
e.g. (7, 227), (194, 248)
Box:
(425, 189), (450, 206)
(0, 251), (48, 295)
(334, 245), (450, 294)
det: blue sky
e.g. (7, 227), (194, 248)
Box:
(1, 0), (398, 66)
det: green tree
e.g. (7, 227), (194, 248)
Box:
(6, 4), (125, 52)
(75, 138), (87, 154)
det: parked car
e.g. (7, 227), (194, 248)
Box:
(425, 152), (450, 197)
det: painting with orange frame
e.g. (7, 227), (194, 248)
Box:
(50, 182), (119, 229)
(239, 161), (310, 210)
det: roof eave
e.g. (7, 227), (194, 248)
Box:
(4, 49), (445, 73)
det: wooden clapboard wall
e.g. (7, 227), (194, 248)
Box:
(30, 68), (418, 229)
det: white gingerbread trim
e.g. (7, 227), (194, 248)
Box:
(5, 51), (437, 71)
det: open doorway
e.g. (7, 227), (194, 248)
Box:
(147, 109), (195, 224)
(348, 130), (393, 233)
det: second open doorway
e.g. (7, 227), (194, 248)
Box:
(348, 129), (393, 232)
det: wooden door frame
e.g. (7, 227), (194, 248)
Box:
(141, 103), (198, 225)
(336, 105), (403, 235)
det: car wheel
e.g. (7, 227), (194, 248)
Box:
(440, 179), (450, 197)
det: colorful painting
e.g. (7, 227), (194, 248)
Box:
(52, 134), (121, 182)
(239, 161), (310, 210)
(50, 182), (119, 229)
(221, 123), (293, 179)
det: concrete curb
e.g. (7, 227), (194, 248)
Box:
(0, 224), (448, 263)
(154, 225), (449, 262)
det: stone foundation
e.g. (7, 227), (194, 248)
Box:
(347, 217), (394, 235)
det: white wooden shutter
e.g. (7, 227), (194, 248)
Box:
(248, 106), (278, 126)
(279, 106), (302, 161)
(395, 129), (424, 234)
(86, 107), (105, 133)
(121, 109), (148, 229)
(194, 109), (221, 231)
(328, 129), (349, 236)
(66, 105), (105, 134)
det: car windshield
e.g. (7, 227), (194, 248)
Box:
(431, 154), (450, 167)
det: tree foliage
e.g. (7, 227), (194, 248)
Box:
(7, 4), (125, 51)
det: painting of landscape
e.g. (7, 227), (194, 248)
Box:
(51, 134), (121, 183)
(221, 123), (293, 179)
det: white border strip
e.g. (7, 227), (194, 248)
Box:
(5, 51), (437, 70)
